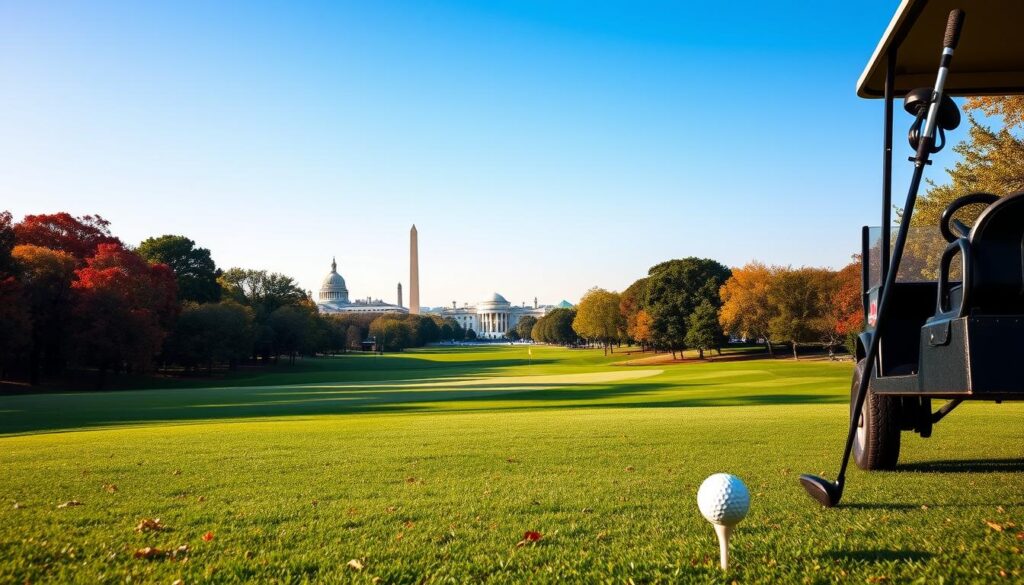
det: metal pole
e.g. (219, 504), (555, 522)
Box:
(881, 48), (896, 283)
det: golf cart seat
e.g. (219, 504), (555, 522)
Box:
(935, 191), (1024, 318)
(919, 190), (1024, 394)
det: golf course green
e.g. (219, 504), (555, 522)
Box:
(1, 345), (1021, 583)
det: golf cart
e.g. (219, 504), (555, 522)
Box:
(801, 0), (1024, 507)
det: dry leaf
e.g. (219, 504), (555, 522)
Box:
(135, 518), (167, 533)
(244, 550), (255, 559)
(12, 502), (22, 509)
(1016, 532), (1024, 541)
(986, 520), (1005, 532)
(582, 508), (593, 514)
(133, 547), (165, 560)
(172, 580), (184, 585)
(57, 500), (83, 508)
(172, 470), (182, 476)
(595, 531), (607, 541)
(347, 559), (364, 571)
(202, 531), (215, 542)
(386, 506), (396, 513)
(103, 484), (118, 493)
(625, 466), (635, 472)
(197, 496), (206, 503)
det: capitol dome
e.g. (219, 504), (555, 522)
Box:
(319, 257), (350, 303)
(484, 292), (509, 304)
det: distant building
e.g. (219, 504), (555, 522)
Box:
(426, 294), (572, 340)
(316, 258), (408, 315)
(314, 225), (572, 327)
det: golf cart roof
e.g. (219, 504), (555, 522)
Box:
(858, 0), (1024, 98)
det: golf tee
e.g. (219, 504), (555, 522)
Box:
(714, 523), (732, 570)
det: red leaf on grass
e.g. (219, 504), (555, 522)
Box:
(516, 531), (543, 547)
(202, 531), (214, 542)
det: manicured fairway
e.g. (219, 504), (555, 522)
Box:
(1, 346), (1022, 583)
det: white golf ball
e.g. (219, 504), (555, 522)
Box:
(697, 473), (750, 526)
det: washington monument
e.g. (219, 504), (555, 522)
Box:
(409, 225), (420, 314)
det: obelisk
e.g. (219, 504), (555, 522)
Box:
(409, 225), (420, 314)
(397, 282), (403, 308)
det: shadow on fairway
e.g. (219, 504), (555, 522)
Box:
(824, 549), (934, 563)
(897, 458), (1024, 473)
(0, 350), (850, 435)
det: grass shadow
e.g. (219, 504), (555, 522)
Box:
(897, 458), (1024, 473)
(823, 549), (934, 563)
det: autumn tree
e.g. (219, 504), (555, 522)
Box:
(11, 245), (77, 383)
(645, 258), (731, 359)
(767, 267), (831, 360)
(719, 262), (779, 356)
(820, 262), (864, 359)
(572, 287), (624, 355)
(138, 235), (221, 303)
(620, 277), (653, 350)
(14, 213), (121, 261)
(71, 244), (178, 385)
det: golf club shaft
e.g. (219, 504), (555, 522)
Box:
(834, 9), (965, 491)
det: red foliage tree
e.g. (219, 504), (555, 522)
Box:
(72, 244), (178, 383)
(14, 213), (122, 262)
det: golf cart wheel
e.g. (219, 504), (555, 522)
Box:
(851, 360), (901, 470)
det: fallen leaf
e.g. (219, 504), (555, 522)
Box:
(986, 520), (1005, 532)
(103, 484), (118, 493)
(595, 531), (607, 541)
(386, 506), (396, 513)
(517, 531), (543, 547)
(172, 470), (182, 476)
(405, 477), (418, 484)
(244, 550), (255, 559)
(172, 580), (184, 585)
(197, 496), (206, 503)
(347, 559), (364, 571)
(135, 518), (167, 533)
(581, 508), (593, 514)
(311, 499), (318, 507)
(625, 466), (635, 472)
(133, 546), (165, 560)
(57, 500), (83, 509)
(506, 458), (519, 463)
(998, 506), (1006, 513)
(920, 505), (929, 511)
(202, 531), (215, 542)
(1016, 532), (1024, 541)
(12, 502), (22, 509)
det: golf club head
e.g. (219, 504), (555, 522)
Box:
(799, 474), (842, 507)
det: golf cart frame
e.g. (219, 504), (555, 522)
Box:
(849, 0), (1024, 471)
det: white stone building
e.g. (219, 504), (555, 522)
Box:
(316, 258), (408, 315)
(428, 294), (572, 340)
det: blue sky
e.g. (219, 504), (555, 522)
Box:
(0, 1), (965, 306)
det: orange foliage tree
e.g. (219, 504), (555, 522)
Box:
(718, 262), (778, 356)
(14, 213), (122, 262)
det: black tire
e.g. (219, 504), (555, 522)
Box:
(851, 359), (901, 470)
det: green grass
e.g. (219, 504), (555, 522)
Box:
(1, 346), (1022, 583)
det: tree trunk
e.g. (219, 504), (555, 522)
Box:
(792, 341), (799, 360)
(698, 348), (704, 359)
(765, 338), (774, 357)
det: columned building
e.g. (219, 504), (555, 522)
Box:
(428, 294), (571, 339)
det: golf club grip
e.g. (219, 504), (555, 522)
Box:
(944, 9), (965, 49)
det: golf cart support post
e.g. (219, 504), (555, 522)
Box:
(800, 0), (1024, 507)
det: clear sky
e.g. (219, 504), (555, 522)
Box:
(0, 1), (965, 307)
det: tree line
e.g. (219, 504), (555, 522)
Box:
(554, 257), (863, 360)
(0, 213), (473, 388)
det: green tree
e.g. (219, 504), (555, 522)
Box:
(346, 325), (363, 351)
(370, 316), (413, 351)
(646, 258), (731, 359)
(572, 287), (624, 355)
(0, 211), (15, 275)
(684, 300), (721, 359)
(166, 301), (255, 372)
(767, 267), (830, 359)
(138, 235), (221, 303)
(267, 305), (318, 364)
(515, 315), (537, 341)
(532, 308), (577, 345)
(504, 329), (521, 342)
